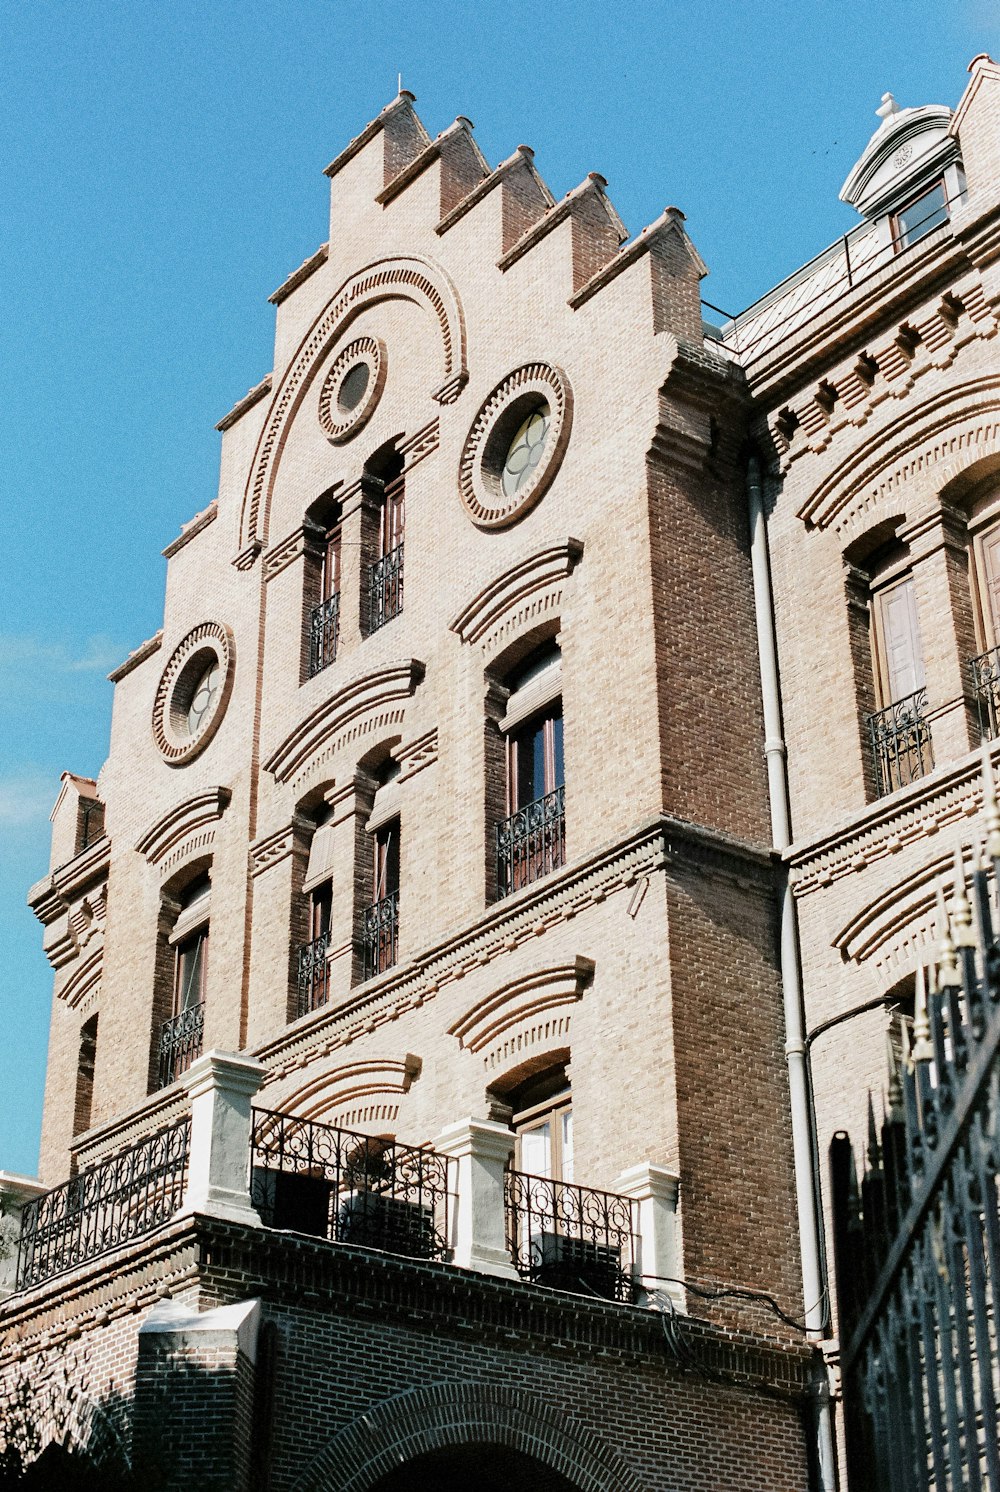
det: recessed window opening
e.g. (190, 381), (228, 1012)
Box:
(864, 540), (933, 797)
(510, 1064), (573, 1183)
(158, 873), (210, 1088)
(73, 1014), (99, 1139)
(338, 360), (370, 413)
(307, 490), (343, 677)
(496, 642), (565, 898)
(298, 808), (335, 1017)
(891, 178), (948, 252)
(365, 447), (405, 635)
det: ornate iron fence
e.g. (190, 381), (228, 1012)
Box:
(971, 646), (1000, 742)
(308, 592), (340, 676)
(367, 543), (403, 634)
(157, 1001), (204, 1090)
(831, 824), (1000, 1491)
(496, 785), (566, 899)
(250, 1108), (453, 1261)
(16, 1118), (191, 1290)
(296, 933), (330, 1018)
(504, 1168), (638, 1302)
(362, 890), (398, 981)
(867, 688), (933, 798)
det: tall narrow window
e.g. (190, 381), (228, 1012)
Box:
(970, 509), (1000, 739)
(159, 876), (209, 1088)
(364, 817), (400, 979)
(868, 566), (932, 796)
(73, 1014), (99, 1138)
(309, 506), (342, 676)
(368, 472), (405, 634)
(298, 811), (335, 1017)
(496, 645), (566, 897)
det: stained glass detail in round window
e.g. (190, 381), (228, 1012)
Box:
(501, 405), (551, 498)
(338, 362), (370, 413)
(186, 662), (220, 735)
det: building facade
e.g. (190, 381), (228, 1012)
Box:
(2, 52), (999, 1492)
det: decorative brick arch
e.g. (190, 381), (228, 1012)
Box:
(290, 1381), (642, 1492)
(797, 375), (1000, 535)
(238, 256), (468, 556)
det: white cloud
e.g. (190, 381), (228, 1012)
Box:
(0, 773), (56, 826)
(0, 633), (121, 676)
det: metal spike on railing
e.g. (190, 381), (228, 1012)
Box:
(886, 1034), (904, 1121)
(912, 962), (934, 1064)
(867, 1091), (881, 1169)
(950, 846), (974, 947)
(981, 738), (1000, 863)
(935, 886), (961, 989)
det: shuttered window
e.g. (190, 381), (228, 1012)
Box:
(874, 574), (925, 705)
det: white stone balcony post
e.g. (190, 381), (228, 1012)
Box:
(614, 1162), (682, 1306)
(182, 1050), (266, 1226)
(0, 1172), (47, 1298)
(434, 1118), (518, 1279)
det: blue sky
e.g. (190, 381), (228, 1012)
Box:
(2, 1), (996, 1177)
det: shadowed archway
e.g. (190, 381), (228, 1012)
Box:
(369, 1442), (580, 1492)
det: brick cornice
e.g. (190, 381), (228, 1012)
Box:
(787, 740), (995, 896)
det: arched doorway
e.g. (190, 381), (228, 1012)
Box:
(369, 1442), (580, 1492)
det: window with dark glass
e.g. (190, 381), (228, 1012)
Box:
(364, 817), (400, 979)
(309, 503), (343, 676)
(298, 810), (334, 1016)
(159, 876), (209, 1087)
(73, 1014), (99, 1139)
(368, 475), (404, 634)
(496, 644), (566, 898)
(891, 179), (948, 251)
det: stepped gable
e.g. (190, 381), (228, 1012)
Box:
(499, 171), (628, 294)
(377, 115), (491, 221)
(324, 91), (430, 190)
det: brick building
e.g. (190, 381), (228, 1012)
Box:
(2, 53), (999, 1492)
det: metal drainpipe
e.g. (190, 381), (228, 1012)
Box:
(746, 455), (837, 1492)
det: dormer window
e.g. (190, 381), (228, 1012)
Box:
(891, 179), (948, 252)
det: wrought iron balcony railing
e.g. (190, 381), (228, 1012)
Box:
(970, 645), (1000, 742)
(866, 688), (933, 799)
(496, 785), (566, 899)
(16, 1118), (191, 1290)
(504, 1168), (638, 1303)
(296, 932), (330, 1018)
(308, 592), (340, 676)
(362, 890), (399, 981)
(157, 1001), (205, 1090)
(367, 543), (403, 634)
(250, 1108), (454, 1262)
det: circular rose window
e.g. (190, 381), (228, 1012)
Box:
(318, 336), (386, 444)
(152, 623), (235, 764)
(458, 364), (572, 529)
